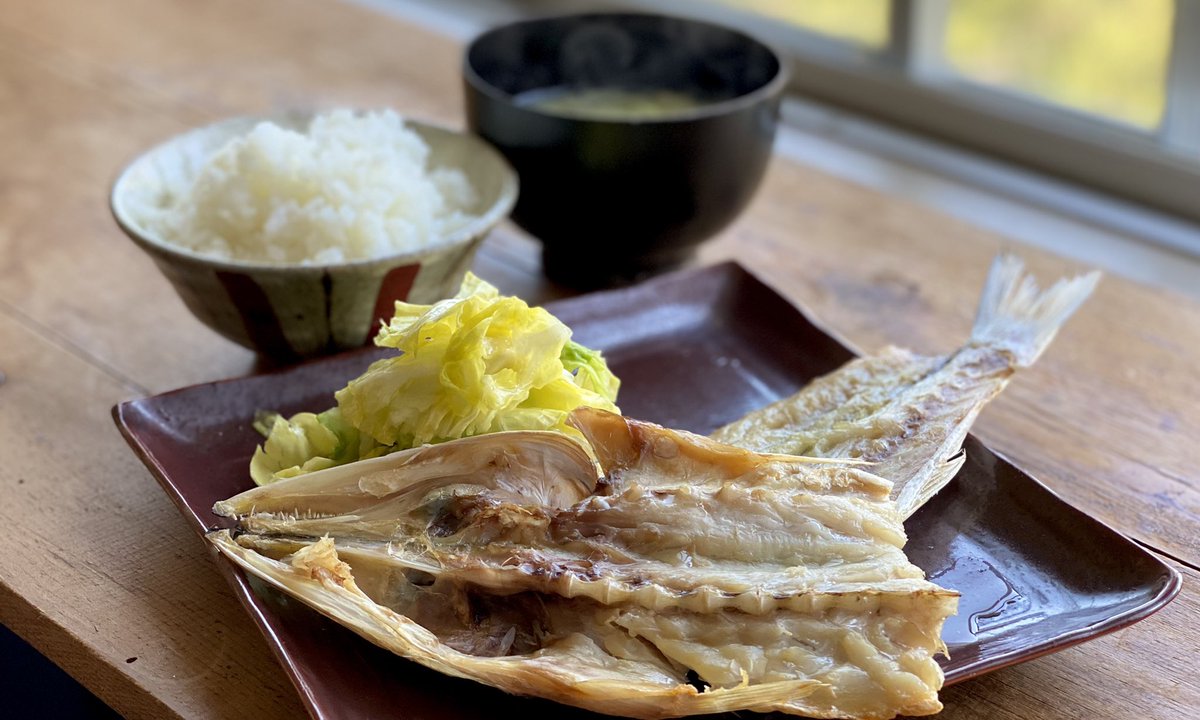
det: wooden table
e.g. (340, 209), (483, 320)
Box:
(1, 0), (1196, 717)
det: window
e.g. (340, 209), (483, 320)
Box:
(615, 0), (1200, 229)
(717, 0), (890, 48)
(942, 0), (1173, 130)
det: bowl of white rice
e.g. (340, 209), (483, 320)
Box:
(111, 109), (517, 360)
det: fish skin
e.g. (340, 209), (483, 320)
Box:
(712, 255), (1100, 517)
(215, 529), (952, 719)
(211, 409), (957, 719)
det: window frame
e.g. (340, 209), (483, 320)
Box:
(603, 0), (1200, 228)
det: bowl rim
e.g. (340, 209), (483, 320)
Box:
(109, 111), (519, 275)
(462, 10), (791, 125)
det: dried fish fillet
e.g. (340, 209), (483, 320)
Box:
(207, 256), (1099, 719)
(712, 255), (1100, 517)
(211, 410), (958, 719)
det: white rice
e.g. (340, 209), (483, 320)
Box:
(142, 109), (478, 264)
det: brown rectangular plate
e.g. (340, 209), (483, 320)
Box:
(115, 262), (1181, 720)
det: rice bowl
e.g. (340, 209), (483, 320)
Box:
(111, 111), (518, 359)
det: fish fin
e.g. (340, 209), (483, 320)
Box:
(970, 254), (1101, 367)
(896, 449), (966, 519)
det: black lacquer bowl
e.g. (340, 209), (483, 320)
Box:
(464, 13), (787, 289)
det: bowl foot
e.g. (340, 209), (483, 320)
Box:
(542, 245), (696, 291)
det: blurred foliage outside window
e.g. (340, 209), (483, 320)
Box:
(719, 0), (890, 47)
(945, 0), (1172, 128)
(714, 0), (1174, 129)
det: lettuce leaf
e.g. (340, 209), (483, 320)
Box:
(248, 408), (387, 485)
(250, 274), (620, 484)
(561, 340), (621, 399)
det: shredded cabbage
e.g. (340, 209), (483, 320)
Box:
(250, 274), (620, 484)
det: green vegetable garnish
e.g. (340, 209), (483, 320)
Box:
(249, 274), (620, 484)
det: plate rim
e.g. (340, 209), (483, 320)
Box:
(937, 439), (1182, 684)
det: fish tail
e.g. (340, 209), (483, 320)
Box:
(970, 254), (1101, 367)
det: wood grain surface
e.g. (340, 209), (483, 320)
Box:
(0, 0), (1195, 718)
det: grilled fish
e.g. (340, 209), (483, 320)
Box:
(208, 255), (1098, 719)
(211, 409), (957, 719)
(712, 255), (1100, 517)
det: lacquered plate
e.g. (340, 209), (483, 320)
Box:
(114, 262), (1181, 720)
